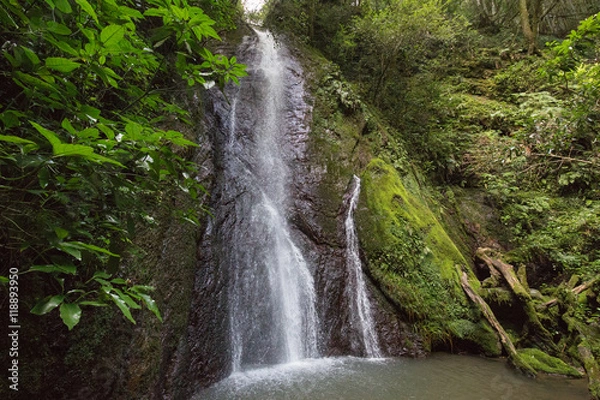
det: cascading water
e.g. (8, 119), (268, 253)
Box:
(224, 29), (319, 372)
(344, 176), (382, 358)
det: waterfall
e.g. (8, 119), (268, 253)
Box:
(345, 175), (382, 358)
(224, 29), (319, 372)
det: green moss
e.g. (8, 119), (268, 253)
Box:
(481, 288), (514, 305)
(449, 319), (502, 356)
(518, 348), (583, 377)
(357, 158), (475, 341)
(360, 158), (468, 280)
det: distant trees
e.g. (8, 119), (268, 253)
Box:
(466, 0), (600, 52)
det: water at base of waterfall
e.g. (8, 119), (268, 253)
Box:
(193, 354), (588, 400)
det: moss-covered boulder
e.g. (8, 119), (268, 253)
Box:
(518, 348), (583, 377)
(356, 158), (486, 349)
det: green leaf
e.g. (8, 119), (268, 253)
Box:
(54, 227), (69, 240)
(165, 130), (198, 147)
(0, 110), (25, 129)
(21, 46), (40, 65)
(45, 36), (79, 56)
(30, 121), (61, 147)
(100, 24), (126, 48)
(75, 0), (98, 24)
(124, 121), (143, 139)
(46, 21), (72, 35)
(61, 118), (77, 135)
(80, 105), (101, 122)
(109, 292), (136, 323)
(138, 292), (162, 322)
(46, 57), (81, 73)
(79, 300), (108, 307)
(31, 294), (65, 315)
(57, 242), (82, 260)
(29, 264), (76, 275)
(93, 271), (111, 280)
(15, 72), (60, 93)
(97, 123), (115, 139)
(55, 0), (73, 14)
(38, 167), (49, 188)
(0, 134), (36, 145)
(118, 6), (144, 20)
(113, 288), (141, 309)
(60, 302), (82, 330)
(77, 128), (100, 140)
(144, 8), (167, 18)
(52, 142), (125, 167)
(66, 241), (120, 257)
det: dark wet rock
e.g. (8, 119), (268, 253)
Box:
(179, 29), (421, 394)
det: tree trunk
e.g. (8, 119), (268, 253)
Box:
(519, 0), (537, 54)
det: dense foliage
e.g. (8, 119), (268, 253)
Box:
(0, 0), (245, 329)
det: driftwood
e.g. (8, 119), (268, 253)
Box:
(476, 247), (556, 351)
(458, 267), (536, 376)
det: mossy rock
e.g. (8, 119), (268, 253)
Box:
(449, 319), (502, 356)
(517, 348), (583, 378)
(357, 158), (475, 341)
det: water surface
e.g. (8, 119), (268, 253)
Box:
(194, 353), (588, 400)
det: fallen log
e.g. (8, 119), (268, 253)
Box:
(542, 278), (600, 309)
(458, 267), (537, 376)
(476, 247), (557, 351)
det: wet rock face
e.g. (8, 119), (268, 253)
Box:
(182, 30), (420, 391)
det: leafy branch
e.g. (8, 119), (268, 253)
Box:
(0, 0), (246, 330)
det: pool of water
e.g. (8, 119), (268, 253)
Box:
(193, 353), (589, 400)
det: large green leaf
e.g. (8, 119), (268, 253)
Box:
(54, 0), (72, 13)
(45, 36), (79, 56)
(59, 302), (82, 330)
(101, 24), (125, 47)
(75, 0), (98, 24)
(21, 46), (40, 65)
(46, 57), (81, 73)
(30, 121), (61, 147)
(50, 142), (125, 167)
(57, 242), (82, 260)
(31, 294), (65, 315)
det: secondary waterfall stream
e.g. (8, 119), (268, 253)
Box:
(344, 175), (381, 358)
